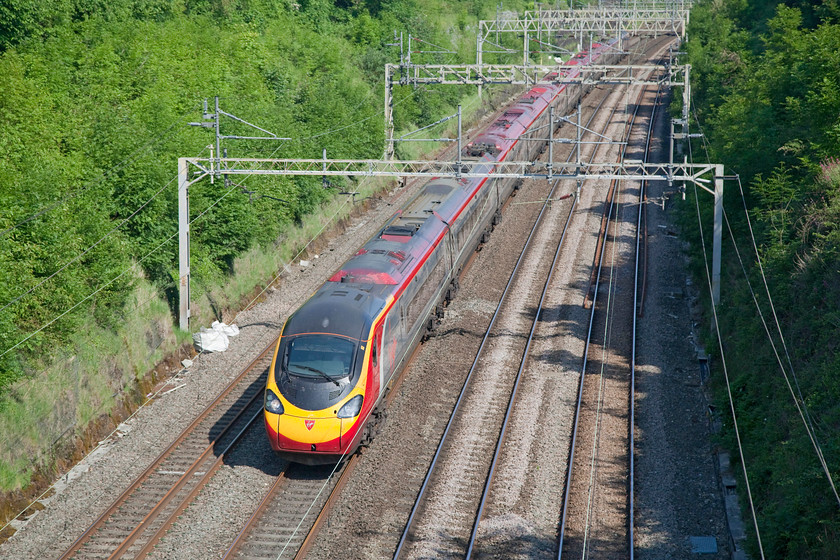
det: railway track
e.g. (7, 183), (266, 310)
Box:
(220, 460), (355, 560)
(59, 344), (275, 560)
(558, 49), (669, 560)
(222, 306), (434, 560)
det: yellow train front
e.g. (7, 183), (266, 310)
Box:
(264, 284), (391, 465)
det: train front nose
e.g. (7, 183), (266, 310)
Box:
(265, 413), (346, 453)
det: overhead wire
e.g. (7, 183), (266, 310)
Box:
(723, 203), (840, 508)
(290, 42), (472, 145)
(2, 55), (442, 377)
(1, 138), (306, 536)
(268, 58), (516, 553)
(0, 151), (281, 542)
(2, 41), (490, 541)
(0, 172), (178, 315)
(1, 61), (428, 327)
(0, 146), (235, 361)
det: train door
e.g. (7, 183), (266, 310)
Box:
(381, 310), (397, 385)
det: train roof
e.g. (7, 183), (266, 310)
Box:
(283, 284), (390, 341)
(328, 177), (468, 290)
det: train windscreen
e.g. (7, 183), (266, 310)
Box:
(282, 334), (356, 381)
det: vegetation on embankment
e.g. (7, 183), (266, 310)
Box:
(681, 0), (840, 556)
(0, 0), (530, 497)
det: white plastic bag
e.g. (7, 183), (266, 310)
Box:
(211, 320), (240, 337)
(193, 327), (229, 353)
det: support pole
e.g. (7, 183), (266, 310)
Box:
(384, 64), (395, 160)
(682, 64), (691, 124)
(712, 164), (723, 306)
(576, 100), (582, 196)
(547, 106), (554, 180)
(524, 30), (529, 66)
(456, 105), (463, 178)
(576, 100), (582, 170)
(477, 33), (483, 99)
(214, 96), (221, 181)
(178, 158), (191, 331)
(322, 148), (328, 189)
(668, 119), (674, 190)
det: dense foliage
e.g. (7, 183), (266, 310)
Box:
(683, 0), (840, 556)
(0, 0), (519, 393)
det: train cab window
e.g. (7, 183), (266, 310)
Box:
(372, 336), (378, 368)
(283, 334), (356, 380)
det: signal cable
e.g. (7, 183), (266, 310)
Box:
(236, 58), (486, 317)
(2, 49), (505, 541)
(0, 176), (176, 314)
(0, 156), (236, 362)
(723, 204), (840, 508)
(278, 90), (511, 559)
(1, 50), (491, 542)
(291, 48), (465, 143)
(1, 139), (307, 535)
(690, 99), (840, 507)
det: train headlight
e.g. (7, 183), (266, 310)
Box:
(337, 395), (363, 419)
(264, 388), (284, 415)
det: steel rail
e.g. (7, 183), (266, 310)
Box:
(291, 455), (361, 560)
(557, 87), (643, 560)
(392, 161), (569, 559)
(59, 340), (276, 559)
(464, 182), (578, 560)
(222, 467), (291, 558)
(124, 406), (264, 559)
(223, 327), (428, 560)
(217, 88), (547, 560)
(556, 49), (669, 560)
(393, 80), (614, 559)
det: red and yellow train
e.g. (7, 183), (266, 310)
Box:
(264, 38), (623, 464)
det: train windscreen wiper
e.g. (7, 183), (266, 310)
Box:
(290, 364), (341, 386)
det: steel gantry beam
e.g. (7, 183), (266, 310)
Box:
(182, 157), (712, 183)
(389, 63), (685, 88)
(176, 156), (723, 330)
(477, 3), (690, 65)
(178, 4), (698, 330)
(489, 6), (691, 36)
